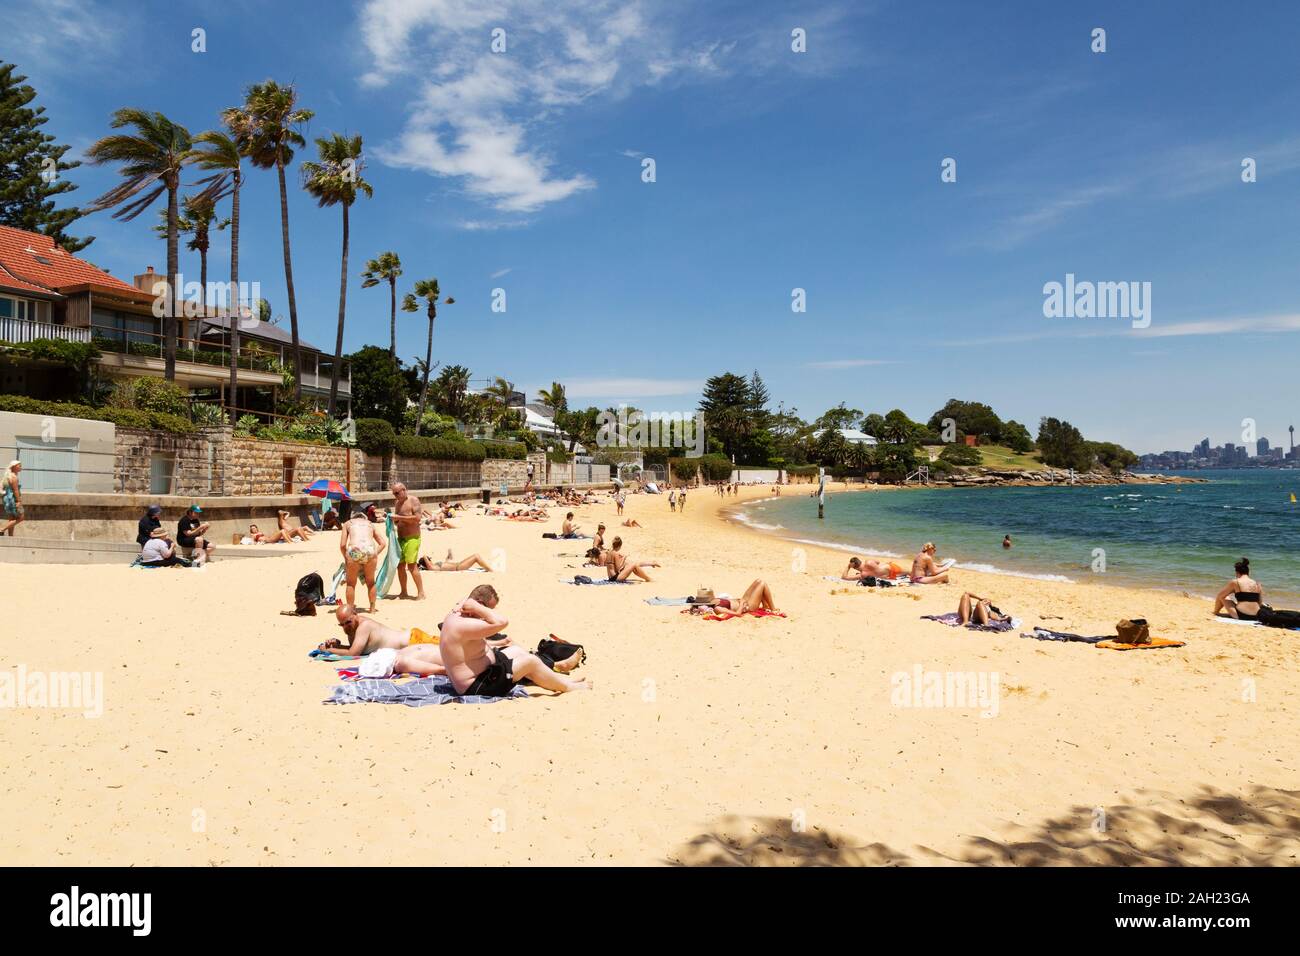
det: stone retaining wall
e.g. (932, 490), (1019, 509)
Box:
(481, 457), (529, 490)
(228, 435), (361, 496)
(115, 425), (229, 496)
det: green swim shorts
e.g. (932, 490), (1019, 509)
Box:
(399, 536), (421, 564)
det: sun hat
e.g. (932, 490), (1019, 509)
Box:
(693, 587), (717, 605)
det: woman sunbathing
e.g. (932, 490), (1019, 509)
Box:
(694, 580), (780, 618)
(245, 524), (288, 544)
(418, 550), (495, 572)
(277, 510), (314, 541)
(957, 592), (1009, 627)
(842, 556), (895, 580)
(1213, 557), (1264, 620)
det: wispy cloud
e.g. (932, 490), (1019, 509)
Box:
(458, 218), (532, 231)
(1135, 313), (1300, 338)
(489, 267), (512, 278)
(6, 0), (122, 77)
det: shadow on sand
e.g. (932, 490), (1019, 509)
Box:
(668, 785), (1300, 866)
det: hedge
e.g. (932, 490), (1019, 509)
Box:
(698, 453), (734, 482)
(479, 439), (527, 460)
(392, 433), (487, 462)
(668, 457), (699, 481)
(0, 394), (195, 434)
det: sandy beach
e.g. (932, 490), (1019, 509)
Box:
(2, 485), (1297, 866)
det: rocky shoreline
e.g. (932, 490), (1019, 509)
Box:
(929, 468), (1206, 488)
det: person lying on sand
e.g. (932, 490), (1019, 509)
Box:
(418, 550), (494, 572)
(277, 510), (314, 541)
(911, 542), (950, 584)
(842, 556), (895, 581)
(1213, 557), (1264, 621)
(422, 510), (457, 530)
(957, 592), (1009, 627)
(691, 580), (780, 618)
(246, 523), (289, 544)
(341, 509), (386, 611)
(621, 518), (642, 528)
(396, 585), (590, 696)
(319, 605), (442, 657)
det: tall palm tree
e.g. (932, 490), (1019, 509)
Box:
(155, 195), (225, 306)
(238, 80), (313, 399)
(193, 125), (246, 408)
(538, 382), (567, 414)
(400, 280), (455, 435)
(302, 133), (373, 415)
(85, 109), (196, 380)
(484, 377), (517, 430)
(360, 251), (403, 358)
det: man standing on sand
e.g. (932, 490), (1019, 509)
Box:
(390, 481), (425, 600)
(396, 584), (589, 696)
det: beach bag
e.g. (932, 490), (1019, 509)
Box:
(1116, 618), (1150, 645)
(536, 636), (585, 670)
(573, 574), (594, 585)
(294, 572), (325, 616)
(1258, 607), (1300, 630)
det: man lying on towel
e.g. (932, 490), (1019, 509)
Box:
(319, 605), (441, 659)
(396, 585), (590, 696)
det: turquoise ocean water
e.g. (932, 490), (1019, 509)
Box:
(736, 470), (1300, 605)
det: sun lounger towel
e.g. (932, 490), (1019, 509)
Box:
(1019, 628), (1109, 644)
(922, 612), (1017, 633)
(324, 676), (528, 706)
(1095, 637), (1186, 651)
(685, 608), (788, 621)
(645, 596), (693, 605)
(561, 577), (633, 585)
(309, 648), (360, 661)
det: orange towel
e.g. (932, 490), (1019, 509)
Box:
(1096, 637), (1185, 651)
(409, 627), (439, 645)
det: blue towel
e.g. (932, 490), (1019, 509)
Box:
(324, 676), (528, 706)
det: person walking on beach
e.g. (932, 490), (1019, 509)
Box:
(1, 460), (23, 536)
(341, 508), (386, 612)
(668, 489), (677, 512)
(390, 482), (425, 600)
(678, 487), (687, 512)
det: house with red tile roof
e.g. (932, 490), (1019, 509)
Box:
(0, 224), (349, 414)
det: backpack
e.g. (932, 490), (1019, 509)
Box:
(536, 636), (585, 670)
(293, 572), (325, 616)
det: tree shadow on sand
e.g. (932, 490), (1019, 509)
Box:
(668, 785), (1300, 866)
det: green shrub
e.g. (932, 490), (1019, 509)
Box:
(191, 402), (229, 428)
(668, 457), (699, 481)
(939, 443), (982, 466)
(2, 338), (101, 370)
(234, 414), (259, 437)
(392, 434), (486, 462)
(354, 417), (397, 454)
(0, 394), (194, 434)
(479, 439), (527, 460)
(108, 377), (189, 417)
(698, 453), (734, 482)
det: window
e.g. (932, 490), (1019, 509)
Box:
(0, 297), (13, 318)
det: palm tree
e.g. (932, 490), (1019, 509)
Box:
(360, 252), (403, 359)
(155, 195), (225, 306)
(430, 364), (471, 422)
(85, 109), (196, 380)
(302, 133), (373, 415)
(193, 125), (246, 408)
(238, 80), (313, 399)
(400, 280), (454, 434)
(538, 382), (567, 414)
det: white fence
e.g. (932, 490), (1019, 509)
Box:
(0, 317), (92, 344)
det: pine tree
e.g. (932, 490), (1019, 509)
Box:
(0, 62), (91, 251)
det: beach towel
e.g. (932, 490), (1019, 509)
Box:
(686, 608), (788, 621)
(309, 648), (359, 662)
(922, 612), (1017, 633)
(1019, 628), (1109, 644)
(1095, 637), (1186, 651)
(324, 676), (528, 707)
(645, 596), (693, 606)
(561, 577), (633, 586)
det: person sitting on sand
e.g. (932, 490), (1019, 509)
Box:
(341, 508), (386, 612)
(692, 580), (780, 619)
(140, 534), (183, 567)
(842, 556), (895, 581)
(586, 536), (660, 582)
(322, 508), (342, 531)
(911, 542), (951, 584)
(592, 523), (606, 551)
(395, 585), (590, 696)
(318, 605), (441, 658)
(277, 509), (313, 541)
(1213, 557), (1264, 621)
(957, 592), (1009, 627)
(561, 512), (582, 538)
(418, 550), (495, 572)
(177, 504), (216, 566)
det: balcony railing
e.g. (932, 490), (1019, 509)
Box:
(0, 317), (92, 345)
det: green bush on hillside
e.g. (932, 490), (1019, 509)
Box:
(392, 433), (487, 462)
(0, 394), (195, 434)
(939, 443), (982, 466)
(354, 418), (397, 454)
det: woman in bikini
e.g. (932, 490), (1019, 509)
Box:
(247, 523), (289, 544)
(418, 550), (495, 572)
(1213, 557), (1264, 620)
(277, 510), (314, 541)
(341, 511), (386, 612)
(601, 536), (660, 582)
(695, 580), (780, 619)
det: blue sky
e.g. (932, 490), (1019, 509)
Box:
(12, 0), (1300, 453)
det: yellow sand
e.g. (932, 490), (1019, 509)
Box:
(2, 485), (1297, 866)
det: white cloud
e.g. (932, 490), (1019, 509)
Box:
(489, 267), (512, 278)
(357, 0), (818, 215)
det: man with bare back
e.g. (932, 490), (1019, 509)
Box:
(396, 584), (590, 696)
(319, 604), (442, 660)
(390, 481), (425, 600)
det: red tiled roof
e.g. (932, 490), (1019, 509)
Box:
(0, 224), (138, 296)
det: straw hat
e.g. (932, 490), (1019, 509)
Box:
(693, 587), (717, 605)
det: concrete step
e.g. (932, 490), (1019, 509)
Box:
(0, 535), (301, 565)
